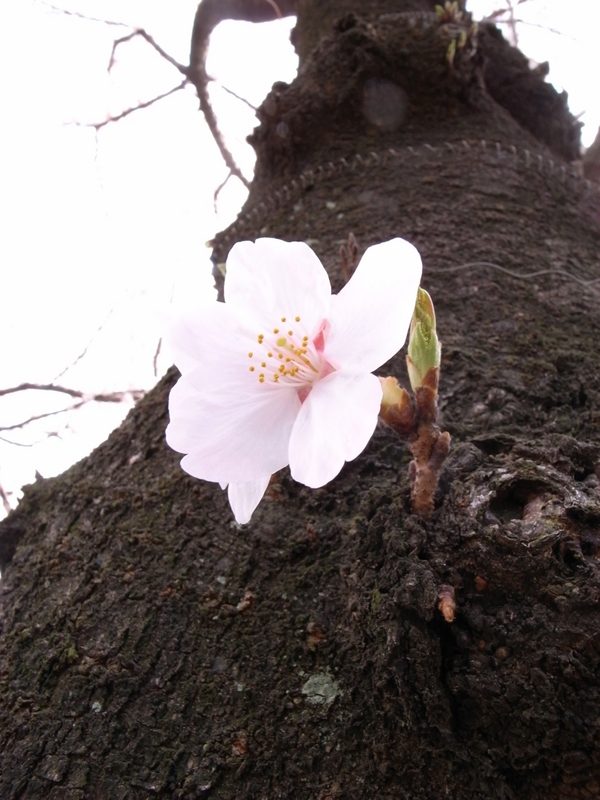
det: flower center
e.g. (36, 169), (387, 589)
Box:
(247, 315), (322, 387)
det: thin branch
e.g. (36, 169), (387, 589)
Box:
(1, 402), (87, 432)
(0, 382), (83, 399)
(483, 7), (568, 41)
(0, 383), (145, 402)
(38, 1), (130, 28)
(53, 309), (115, 382)
(264, 0), (284, 17)
(187, 0), (298, 190)
(218, 82), (257, 111)
(483, 0), (530, 21)
(502, 18), (572, 39)
(80, 80), (188, 131)
(153, 338), (163, 378)
(0, 386), (145, 433)
(0, 434), (35, 448)
(108, 28), (189, 76)
(505, 0), (519, 46)
(0, 483), (11, 515)
(214, 171), (234, 211)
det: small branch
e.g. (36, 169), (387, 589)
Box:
(0, 384), (145, 432)
(108, 28), (189, 76)
(0, 434), (35, 448)
(504, 0), (519, 46)
(188, 0), (299, 189)
(39, 1), (130, 28)
(0, 382), (142, 401)
(81, 80), (188, 131)
(0, 482), (11, 515)
(53, 309), (115, 382)
(213, 171), (234, 211)
(153, 338), (163, 378)
(218, 82), (257, 111)
(1, 402), (87, 432)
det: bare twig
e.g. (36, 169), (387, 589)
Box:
(0, 483), (11, 515)
(81, 79), (188, 131)
(263, 0), (284, 17)
(108, 28), (189, 76)
(1, 402), (88, 432)
(505, 0), (519, 46)
(483, 3), (567, 41)
(188, 0), (298, 189)
(218, 82), (258, 111)
(53, 309), (116, 382)
(38, 1), (130, 28)
(0, 382), (144, 401)
(0, 435), (35, 448)
(483, 0), (530, 22)
(153, 338), (163, 378)
(0, 384), (145, 432)
(213, 171), (234, 211)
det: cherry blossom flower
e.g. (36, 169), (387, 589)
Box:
(166, 237), (422, 524)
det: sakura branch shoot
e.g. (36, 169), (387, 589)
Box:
(166, 237), (450, 523)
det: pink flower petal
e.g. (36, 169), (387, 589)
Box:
(325, 238), (422, 372)
(288, 372), (382, 488)
(227, 476), (271, 524)
(225, 238), (332, 337)
(167, 373), (301, 483)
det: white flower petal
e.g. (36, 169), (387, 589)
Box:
(168, 372), (301, 483)
(166, 301), (249, 376)
(289, 372), (382, 488)
(227, 475), (271, 524)
(224, 238), (332, 336)
(325, 238), (422, 372)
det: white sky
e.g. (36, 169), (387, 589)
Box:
(0, 0), (598, 518)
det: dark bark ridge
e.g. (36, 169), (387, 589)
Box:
(1, 3), (600, 799)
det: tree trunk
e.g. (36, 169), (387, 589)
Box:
(2, 2), (600, 798)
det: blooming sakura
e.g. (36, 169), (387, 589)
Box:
(166, 237), (422, 523)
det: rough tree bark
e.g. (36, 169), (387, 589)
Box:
(1, 1), (599, 798)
